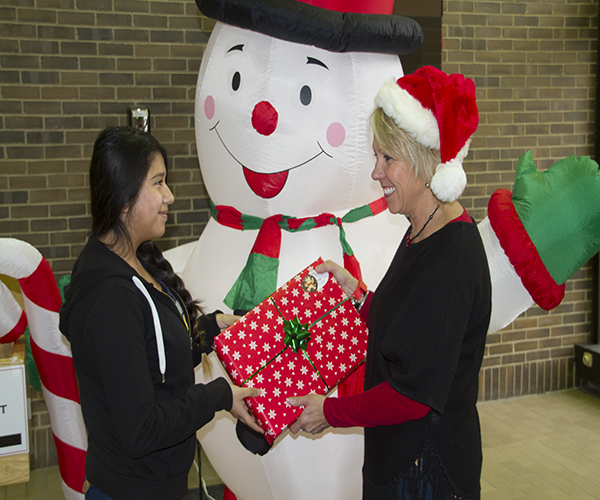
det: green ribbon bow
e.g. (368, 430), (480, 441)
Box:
(282, 316), (311, 353)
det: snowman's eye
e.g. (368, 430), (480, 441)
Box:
(232, 71), (241, 91)
(300, 85), (312, 106)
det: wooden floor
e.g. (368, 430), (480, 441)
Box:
(1, 388), (599, 499)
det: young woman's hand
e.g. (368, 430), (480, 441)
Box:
(315, 260), (360, 299)
(229, 385), (264, 434)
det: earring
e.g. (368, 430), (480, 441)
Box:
(425, 182), (430, 188)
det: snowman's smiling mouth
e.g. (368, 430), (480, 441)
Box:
(210, 121), (332, 199)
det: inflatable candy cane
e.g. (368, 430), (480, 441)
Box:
(0, 238), (86, 500)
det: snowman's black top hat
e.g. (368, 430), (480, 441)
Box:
(195, 0), (423, 55)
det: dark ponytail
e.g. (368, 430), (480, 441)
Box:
(136, 241), (209, 348)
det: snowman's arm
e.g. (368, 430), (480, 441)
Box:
(478, 151), (600, 335)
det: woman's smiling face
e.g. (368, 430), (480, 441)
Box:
(371, 138), (424, 217)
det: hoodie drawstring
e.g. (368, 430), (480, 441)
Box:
(132, 276), (166, 383)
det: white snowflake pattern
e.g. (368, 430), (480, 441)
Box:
(328, 326), (335, 335)
(300, 366), (308, 375)
(331, 309), (338, 318)
(261, 324), (270, 333)
(223, 331), (232, 338)
(350, 353), (357, 362)
(256, 374), (264, 383)
(233, 352), (241, 360)
(341, 331), (348, 340)
(341, 317), (349, 326)
(303, 291), (310, 300)
(221, 345), (229, 354)
(351, 337), (358, 345)
(329, 297), (337, 306)
(250, 341), (257, 350)
(266, 309), (274, 319)
(281, 297), (288, 305)
(312, 372), (320, 380)
(250, 322), (258, 330)
(275, 332), (282, 342)
(273, 388), (281, 397)
(337, 345), (345, 353)
(327, 361), (334, 370)
(315, 352), (323, 360)
(285, 378), (293, 387)
(315, 300), (322, 309)
(340, 364), (347, 372)
(287, 360), (295, 371)
(276, 316), (284, 324)
(354, 318), (362, 326)
(292, 288), (300, 297)
(273, 370), (281, 380)
(257, 403), (264, 412)
(297, 380), (304, 390)
(315, 335), (323, 344)
(269, 409), (277, 419)
(247, 380), (254, 387)
(263, 343), (271, 352)
(326, 342), (334, 351)
(245, 365), (254, 374)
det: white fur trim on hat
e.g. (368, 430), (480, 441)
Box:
(430, 141), (471, 202)
(374, 81), (439, 149)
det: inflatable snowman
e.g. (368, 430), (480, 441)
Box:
(163, 1), (600, 500)
(162, 1), (424, 499)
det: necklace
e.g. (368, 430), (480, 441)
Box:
(406, 205), (439, 247)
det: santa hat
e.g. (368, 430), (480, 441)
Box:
(374, 66), (479, 202)
(195, 0), (423, 55)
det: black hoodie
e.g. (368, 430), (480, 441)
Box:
(60, 236), (232, 500)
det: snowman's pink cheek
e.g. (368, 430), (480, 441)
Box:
(326, 122), (346, 148)
(204, 95), (215, 120)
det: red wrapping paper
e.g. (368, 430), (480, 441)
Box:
(214, 258), (369, 443)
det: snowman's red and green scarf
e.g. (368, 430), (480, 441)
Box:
(210, 198), (387, 311)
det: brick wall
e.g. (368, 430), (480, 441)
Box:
(0, 0), (213, 278)
(442, 0), (598, 400)
(0, 0), (597, 470)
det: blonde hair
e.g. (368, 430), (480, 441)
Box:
(370, 107), (440, 184)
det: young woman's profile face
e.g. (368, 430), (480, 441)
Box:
(125, 153), (174, 247)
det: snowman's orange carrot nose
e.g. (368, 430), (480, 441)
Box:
(252, 100), (278, 136)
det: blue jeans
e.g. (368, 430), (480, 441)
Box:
(85, 483), (114, 500)
(395, 477), (434, 500)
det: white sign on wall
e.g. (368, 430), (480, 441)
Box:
(0, 363), (29, 457)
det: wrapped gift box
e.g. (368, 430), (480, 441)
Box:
(214, 258), (369, 443)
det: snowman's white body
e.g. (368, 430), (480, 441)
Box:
(165, 21), (533, 500)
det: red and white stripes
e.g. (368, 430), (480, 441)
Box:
(0, 238), (86, 500)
